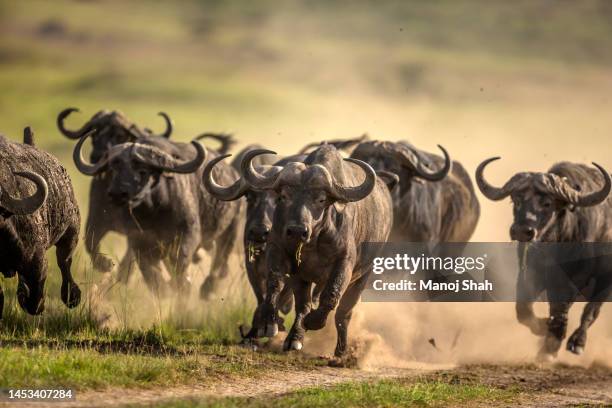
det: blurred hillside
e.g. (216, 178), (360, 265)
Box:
(1, 0), (612, 241)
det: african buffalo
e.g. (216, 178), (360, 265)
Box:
(58, 108), (174, 277)
(238, 145), (393, 360)
(0, 128), (81, 317)
(205, 140), (391, 341)
(73, 132), (242, 298)
(351, 140), (480, 242)
(476, 158), (612, 357)
(58, 108), (235, 285)
(204, 149), (304, 339)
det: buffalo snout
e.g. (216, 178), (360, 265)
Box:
(108, 187), (129, 204)
(247, 224), (270, 243)
(285, 224), (310, 241)
(510, 224), (536, 242)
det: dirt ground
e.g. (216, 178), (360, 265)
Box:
(3, 363), (610, 408)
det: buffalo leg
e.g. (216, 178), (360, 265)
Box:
(516, 243), (547, 336)
(566, 302), (602, 355)
(56, 223), (81, 308)
(0, 282), (4, 319)
(566, 276), (611, 354)
(243, 256), (266, 339)
(283, 277), (312, 351)
(132, 241), (170, 297)
(17, 252), (47, 315)
(116, 246), (136, 285)
(334, 273), (369, 358)
(304, 260), (351, 331)
(85, 223), (114, 273)
(200, 220), (238, 300)
(540, 301), (573, 357)
(260, 244), (290, 338)
(166, 234), (200, 296)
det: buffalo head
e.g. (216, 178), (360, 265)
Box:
(58, 108), (173, 162)
(351, 141), (451, 185)
(241, 146), (375, 249)
(73, 132), (205, 207)
(204, 151), (283, 259)
(476, 158), (611, 242)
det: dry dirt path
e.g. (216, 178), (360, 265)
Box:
(2, 363), (611, 407)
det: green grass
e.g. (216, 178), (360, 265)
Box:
(0, 344), (324, 390)
(144, 378), (515, 407)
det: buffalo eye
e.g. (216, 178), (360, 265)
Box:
(279, 190), (291, 202)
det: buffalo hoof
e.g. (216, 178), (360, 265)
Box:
(569, 345), (584, 355)
(283, 337), (303, 351)
(257, 327), (266, 338)
(535, 349), (556, 363)
(328, 355), (358, 368)
(543, 335), (562, 354)
(303, 309), (328, 331)
(567, 331), (586, 355)
(61, 282), (81, 309)
(265, 323), (279, 338)
(240, 338), (261, 351)
(93, 255), (114, 273)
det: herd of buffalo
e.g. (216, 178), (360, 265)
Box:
(0, 108), (610, 362)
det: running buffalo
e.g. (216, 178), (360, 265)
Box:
(239, 145), (393, 361)
(58, 108), (235, 285)
(351, 140), (480, 242)
(204, 140), (390, 341)
(73, 133), (242, 298)
(58, 108), (174, 277)
(0, 128), (81, 317)
(476, 158), (612, 358)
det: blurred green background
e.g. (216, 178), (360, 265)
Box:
(1, 0), (612, 334)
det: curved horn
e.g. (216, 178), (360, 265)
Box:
(411, 145), (451, 181)
(330, 158), (376, 202)
(193, 133), (236, 155)
(73, 130), (109, 176)
(555, 163), (612, 207)
(0, 171), (48, 215)
(134, 141), (206, 174)
(203, 154), (249, 201)
(376, 170), (400, 192)
(475, 157), (513, 201)
(156, 112), (173, 138)
(241, 149), (280, 190)
(57, 107), (88, 139)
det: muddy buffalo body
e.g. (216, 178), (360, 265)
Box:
(351, 140), (479, 243)
(477, 158), (612, 357)
(0, 128), (81, 318)
(235, 145), (393, 359)
(73, 132), (242, 298)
